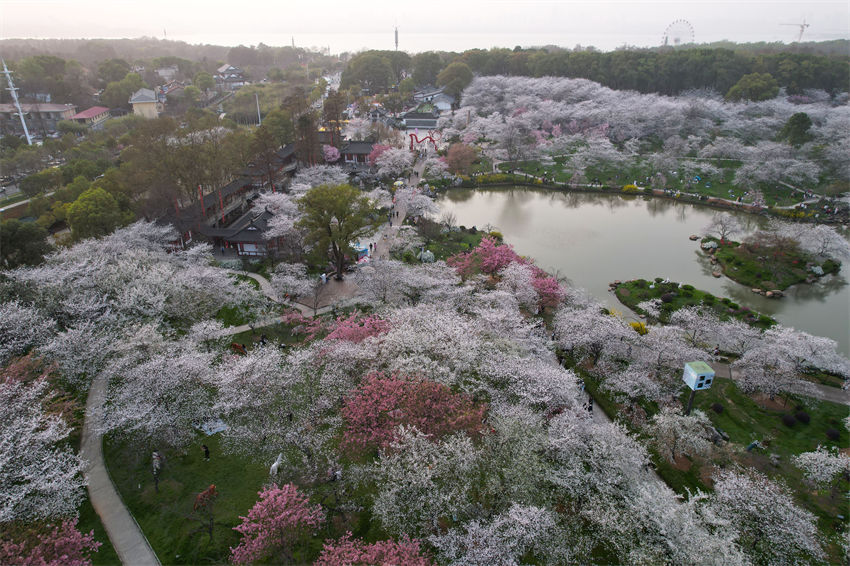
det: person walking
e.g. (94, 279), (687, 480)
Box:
(202, 444), (210, 461)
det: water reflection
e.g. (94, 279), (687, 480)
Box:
(438, 187), (850, 353)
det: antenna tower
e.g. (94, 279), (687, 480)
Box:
(395, 27), (399, 51)
(1, 59), (32, 145)
(781, 19), (810, 42)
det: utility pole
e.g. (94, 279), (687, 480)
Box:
(255, 92), (262, 126)
(395, 26), (399, 51)
(2, 59), (32, 145)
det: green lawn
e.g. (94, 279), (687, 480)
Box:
(0, 192), (29, 207)
(103, 433), (269, 565)
(497, 157), (814, 207)
(424, 229), (485, 261)
(615, 277), (776, 329)
(77, 495), (121, 565)
(708, 237), (840, 291)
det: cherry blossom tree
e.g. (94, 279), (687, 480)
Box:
(315, 533), (432, 566)
(9, 221), (258, 329)
(553, 304), (633, 365)
(376, 147), (413, 179)
(39, 321), (114, 391)
(394, 187), (438, 219)
(702, 213), (743, 243)
(101, 346), (216, 449)
(270, 263), (314, 302)
(326, 313), (391, 343)
(322, 144), (341, 164)
(0, 301), (56, 366)
(669, 306), (726, 349)
(447, 236), (523, 278)
(0, 376), (85, 522)
(368, 144), (392, 166)
(0, 519), (101, 566)
(288, 165), (350, 195)
(710, 469), (825, 565)
(495, 262), (538, 310)
(230, 483), (324, 565)
(647, 408), (714, 464)
(354, 260), (462, 308)
(371, 427), (480, 538)
(429, 504), (561, 565)
(340, 372), (485, 455)
(254, 192), (301, 241)
(343, 117), (372, 141)
(787, 223), (850, 260)
(421, 156), (449, 179)
(794, 446), (850, 488)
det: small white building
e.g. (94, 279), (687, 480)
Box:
(682, 361), (715, 391)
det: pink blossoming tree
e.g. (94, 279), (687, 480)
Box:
(315, 532), (432, 566)
(0, 518), (101, 566)
(340, 372), (486, 455)
(326, 313), (391, 343)
(230, 483), (324, 565)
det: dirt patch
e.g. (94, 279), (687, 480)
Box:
(751, 393), (787, 411)
(699, 463), (716, 488)
(672, 454), (693, 472)
(618, 287), (631, 297)
(759, 280), (777, 290)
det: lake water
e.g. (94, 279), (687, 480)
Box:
(437, 187), (850, 354)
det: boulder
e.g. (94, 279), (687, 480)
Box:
(712, 271), (722, 278)
(770, 289), (783, 298)
(751, 288), (762, 294)
(689, 234), (700, 241)
(765, 291), (773, 298)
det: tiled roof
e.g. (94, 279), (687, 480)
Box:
(71, 106), (109, 120)
(129, 88), (157, 104)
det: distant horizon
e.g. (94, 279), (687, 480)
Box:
(2, 32), (849, 57)
(2, 0), (847, 55)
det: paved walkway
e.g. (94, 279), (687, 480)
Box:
(710, 361), (849, 406)
(80, 372), (161, 566)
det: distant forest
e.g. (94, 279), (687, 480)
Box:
(0, 38), (847, 110)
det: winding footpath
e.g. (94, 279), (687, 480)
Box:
(80, 372), (160, 566)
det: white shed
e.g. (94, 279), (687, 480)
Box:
(683, 361), (715, 391)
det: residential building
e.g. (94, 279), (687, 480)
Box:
(70, 106), (111, 129)
(129, 88), (161, 119)
(215, 64), (246, 91)
(155, 65), (179, 81)
(0, 103), (76, 136)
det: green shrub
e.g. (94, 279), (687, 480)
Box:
(654, 277), (664, 283)
(682, 284), (695, 291)
(702, 295), (716, 305)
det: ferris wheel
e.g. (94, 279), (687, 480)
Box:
(663, 19), (695, 46)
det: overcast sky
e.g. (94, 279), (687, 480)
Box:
(1, 0), (848, 53)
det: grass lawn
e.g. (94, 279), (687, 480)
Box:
(615, 277), (776, 329)
(708, 237), (840, 291)
(103, 433), (269, 565)
(77, 494), (121, 565)
(0, 192), (29, 207)
(682, 378), (849, 555)
(424, 229), (485, 261)
(497, 157), (815, 207)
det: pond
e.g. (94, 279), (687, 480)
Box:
(437, 187), (850, 354)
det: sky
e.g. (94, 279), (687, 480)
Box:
(1, 0), (848, 53)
